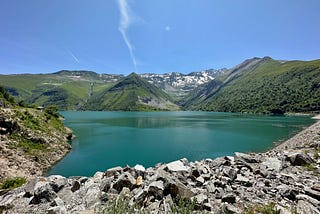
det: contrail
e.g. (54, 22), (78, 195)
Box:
(117, 0), (137, 70)
(67, 49), (80, 63)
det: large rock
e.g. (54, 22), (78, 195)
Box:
(297, 199), (320, 214)
(112, 172), (136, 192)
(99, 177), (113, 192)
(305, 187), (320, 201)
(71, 180), (81, 192)
(192, 193), (208, 204)
(234, 152), (259, 163)
(235, 174), (252, 187)
(156, 170), (195, 198)
(104, 166), (123, 177)
(261, 157), (282, 171)
(148, 180), (164, 199)
(221, 193), (236, 204)
(287, 153), (314, 166)
(166, 160), (190, 172)
(47, 197), (67, 214)
(47, 175), (67, 193)
(29, 181), (56, 204)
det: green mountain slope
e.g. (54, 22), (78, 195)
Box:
(0, 71), (120, 110)
(83, 73), (179, 111)
(183, 57), (320, 114)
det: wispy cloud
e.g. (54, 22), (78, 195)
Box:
(116, 0), (137, 70)
(67, 49), (80, 63)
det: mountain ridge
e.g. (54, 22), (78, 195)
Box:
(1, 57), (319, 113)
(184, 57), (320, 114)
(82, 72), (179, 111)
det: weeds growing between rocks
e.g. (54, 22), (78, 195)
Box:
(244, 202), (280, 214)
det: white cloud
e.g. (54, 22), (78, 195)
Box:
(165, 26), (171, 31)
(116, 0), (138, 70)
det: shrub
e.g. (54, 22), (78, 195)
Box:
(171, 197), (197, 214)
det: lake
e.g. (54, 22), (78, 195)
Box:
(47, 111), (314, 177)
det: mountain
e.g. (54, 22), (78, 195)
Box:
(82, 73), (179, 111)
(140, 69), (226, 99)
(0, 69), (220, 110)
(0, 71), (123, 110)
(183, 57), (320, 114)
(1, 58), (320, 113)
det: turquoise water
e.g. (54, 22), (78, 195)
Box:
(47, 111), (314, 177)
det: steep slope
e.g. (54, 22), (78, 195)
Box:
(181, 57), (262, 108)
(184, 57), (320, 114)
(0, 71), (122, 110)
(83, 73), (179, 111)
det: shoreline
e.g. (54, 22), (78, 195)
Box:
(1, 114), (320, 213)
(273, 115), (320, 151)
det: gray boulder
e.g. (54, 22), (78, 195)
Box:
(113, 172), (136, 192)
(148, 180), (164, 199)
(287, 153), (314, 166)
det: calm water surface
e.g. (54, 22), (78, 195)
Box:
(47, 111), (314, 176)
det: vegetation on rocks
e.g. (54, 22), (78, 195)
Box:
(0, 177), (26, 191)
(0, 86), (72, 183)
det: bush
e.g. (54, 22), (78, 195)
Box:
(171, 197), (197, 214)
(0, 177), (26, 190)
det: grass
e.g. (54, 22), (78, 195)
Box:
(0, 177), (26, 190)
(244, 202), (280, 214)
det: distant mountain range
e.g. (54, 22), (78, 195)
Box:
(0, 57), (319, 113)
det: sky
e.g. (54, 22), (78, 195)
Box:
(1, 0), (320, 75)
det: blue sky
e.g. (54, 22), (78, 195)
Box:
(1, 0), (320, 75)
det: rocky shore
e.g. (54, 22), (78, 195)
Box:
(0, 108), (72, 182)
(0, 119), (319, 213)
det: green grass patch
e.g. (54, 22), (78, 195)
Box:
(0, 177), (26, 190)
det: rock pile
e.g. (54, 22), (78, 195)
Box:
(0, 148), (319, 213)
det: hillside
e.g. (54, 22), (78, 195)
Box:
(83, 73), (179, 111)
(0, 87), (72, 182)
(0, 70), (222, 110)
(183, 57), (320, 114)
(0, 71), (122, 110)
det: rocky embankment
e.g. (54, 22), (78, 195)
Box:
(0, 108), (72, 182)
(0, 120), (320, 213)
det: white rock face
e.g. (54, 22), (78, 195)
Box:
(166, 160), (190, 172)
